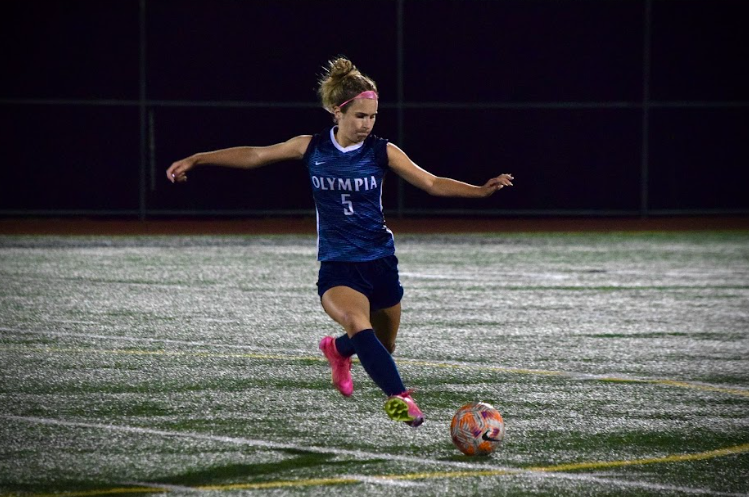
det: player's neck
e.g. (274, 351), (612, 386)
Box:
(333, 127), (360, 149)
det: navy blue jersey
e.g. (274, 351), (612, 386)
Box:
(303, 127), (396, 262)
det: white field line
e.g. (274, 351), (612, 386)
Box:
(2, 415), (508, 472)
(348, 475), (425, 487)
(549, 472), (749, 497)
(43, 320), (102, 326)
(0, 327), (312, 355)
(4, 415), (744, 496)
(399, 272), (476, 280)
(3, 327), (749, 397)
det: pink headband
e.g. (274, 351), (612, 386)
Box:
(338, 90), (378, 109)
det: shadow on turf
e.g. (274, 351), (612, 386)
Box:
(151, 449), (383, 488)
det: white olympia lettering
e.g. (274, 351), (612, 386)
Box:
(311, 175), (378, 192)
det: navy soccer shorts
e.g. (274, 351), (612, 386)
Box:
(316, 255), (404, 312)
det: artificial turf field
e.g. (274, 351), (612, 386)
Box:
(1, 230), (748, 496)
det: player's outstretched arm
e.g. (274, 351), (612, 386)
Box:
(387, 143), (513, 198)
(166, 135), (312, 183)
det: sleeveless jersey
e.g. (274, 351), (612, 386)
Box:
(303, 127), (396, 262)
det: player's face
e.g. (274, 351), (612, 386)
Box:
(336, 98), (378, 146)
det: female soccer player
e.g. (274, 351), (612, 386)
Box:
(166, 57), (514, 428)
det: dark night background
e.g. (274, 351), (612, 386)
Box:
(1, 0), (747, 218)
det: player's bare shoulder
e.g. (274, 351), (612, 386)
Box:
(286, 135), (313, 159)
(256, 135), (313, 164)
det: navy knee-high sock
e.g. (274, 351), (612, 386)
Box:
(334, 334), (355, 358)
(350, 329), (405, 396)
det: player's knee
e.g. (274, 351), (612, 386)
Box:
(340, 312), (370, 335)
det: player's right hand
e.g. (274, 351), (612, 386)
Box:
(166, 157), (196, 183)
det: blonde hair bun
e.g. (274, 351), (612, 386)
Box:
(317, 57), (378, 113)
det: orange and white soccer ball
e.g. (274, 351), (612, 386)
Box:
(450, 402), (505, 456)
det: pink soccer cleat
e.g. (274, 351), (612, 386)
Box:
(384, 390), (424, 427)
(319, 336), (354, 397)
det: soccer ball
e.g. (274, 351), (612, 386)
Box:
(450, 402), (505, 456)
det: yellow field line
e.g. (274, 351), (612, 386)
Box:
(647, 379), (749, 398)
(196, 477), (359, 491)
(354, 443), (749, 483)
(2, 343), (748, 496)
(24, 489), (163, 497)
(526, 442), (749, 473)
(20, 443), (749, 496)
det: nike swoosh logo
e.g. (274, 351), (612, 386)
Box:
(315, 161), (326, 165)
(481, 432), (501, 442)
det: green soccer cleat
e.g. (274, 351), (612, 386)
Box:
(384, 390), (424, 427)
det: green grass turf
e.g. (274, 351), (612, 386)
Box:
(0, 232), (748, 496)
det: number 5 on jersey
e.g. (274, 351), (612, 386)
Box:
(341, 194), (354, 216)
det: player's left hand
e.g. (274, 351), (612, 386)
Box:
(483, 174), (514, 196)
